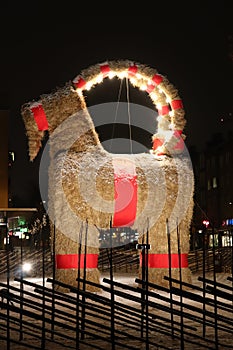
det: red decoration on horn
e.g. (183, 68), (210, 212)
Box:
(140, 253), (188, 268)
(128, 64), (138, 76)
(173, 130), (184, 150)
(146, 83), (155, 93)
(171, 99), (183, 110)
(158, 105), (170, 116)
(55, 254), (98, 269)
(73, 76), (86, 89)
(30, 103), (49, 131)
(151, 74), (163, 85)
(100, 63), (110, 76)
(152, 137), (164, 150)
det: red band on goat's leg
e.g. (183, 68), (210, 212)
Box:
(140, 253), (188, 268)
(55, 254), (98, 269)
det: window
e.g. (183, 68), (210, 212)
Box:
(213, 177), (217, 188)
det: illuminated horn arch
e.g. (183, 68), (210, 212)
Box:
(72, 59), (186, 156)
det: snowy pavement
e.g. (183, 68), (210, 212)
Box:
(0, 271), (233, 349)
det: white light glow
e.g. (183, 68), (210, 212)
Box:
(136, 73), (142, 79)
(140, 84), (147, 91)
(96, 75), (103, 84)
(169, 110), (174, 117)
(86, 81), (93, 90)
(108, 71), (115, 79)
(75, 89), (83, 97)
(22, 262), (32, 272)
(129, 77), (137, 85)
(118, 71), (127, 79)
(150, 92), (158, 101)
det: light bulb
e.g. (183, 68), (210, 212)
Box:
(108, 71), (115, 79)
(85, 81), (93, 90)
(140, 84), (147, 91)
(118, 71), (127, 79)
(96, 75), (103, 84)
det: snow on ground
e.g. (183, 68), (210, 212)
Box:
(0, 271), (233, 349)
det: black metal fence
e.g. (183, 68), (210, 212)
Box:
(0, 226), (233, 349)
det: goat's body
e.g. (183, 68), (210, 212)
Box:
(50, 145), (194, 289)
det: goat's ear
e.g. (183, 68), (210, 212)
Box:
(21, 102), (46, 162)
(21, 84), (86, 162)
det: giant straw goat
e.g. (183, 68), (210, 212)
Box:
(21, 60), (194, 291)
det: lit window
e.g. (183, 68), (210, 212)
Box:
(213, 177), (217, 188)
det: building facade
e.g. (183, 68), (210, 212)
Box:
(190, 130), (233, 249)
(0, 110), (9, 208)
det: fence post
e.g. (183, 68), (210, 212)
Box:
(166, 218), (174, 338)
(110, 220), (115, 350)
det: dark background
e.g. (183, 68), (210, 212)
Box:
(0, 1), (232, 207)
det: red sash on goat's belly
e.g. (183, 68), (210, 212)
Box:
(112, 158), (138, 227)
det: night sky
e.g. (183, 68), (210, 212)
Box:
(1, 2), (232, 207)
